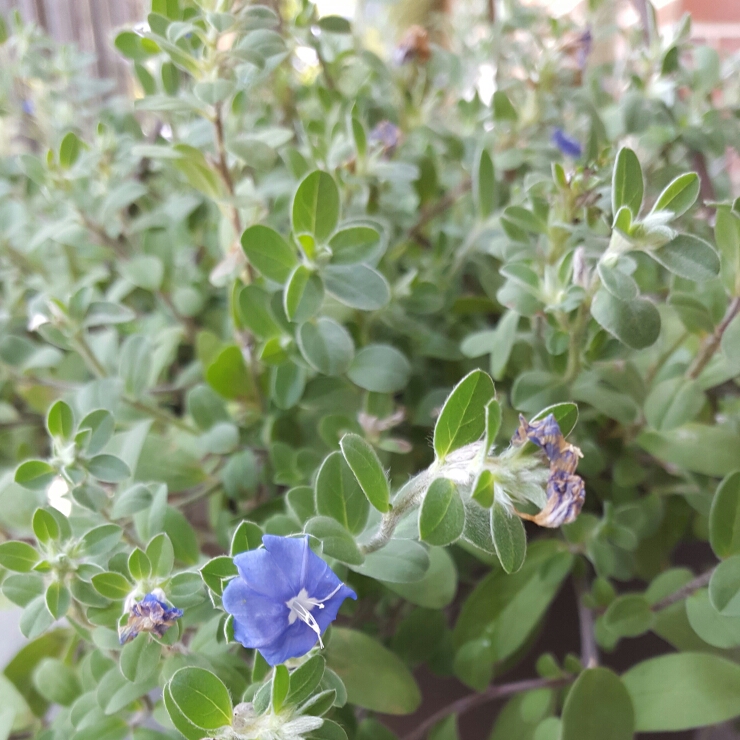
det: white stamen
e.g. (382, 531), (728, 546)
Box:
(285, 585), (343, 649)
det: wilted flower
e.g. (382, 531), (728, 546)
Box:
(511, 414), (585, 527)
(223, 535), (356, 666)
(393, 25), (431, 65)
(552, 128), (582, 159)
(369, 120), (401, 156)
(119, 591), (183, 644)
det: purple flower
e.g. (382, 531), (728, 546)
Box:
(223, 535), (356, 666)
(552, 128), (582, 159)
(22, 100), (34, 116)
(119, 592), (183, 644)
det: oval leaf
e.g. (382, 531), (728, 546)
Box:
(419, 478), (465, 547)
(339, 434), (390, 513)
(491, 502), (526, 574)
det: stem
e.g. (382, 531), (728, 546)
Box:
(574, 576), (598, 668)
(406, 178), (472, 247)
(360, 471), (432, 555)
(652, 568), (714, 612)
(688, 297), (740, 379)
(73, 334), (198, 435)
(402, 676), (571, 740)
(645, 330), (689, 386)
(213, 103), (253, 280)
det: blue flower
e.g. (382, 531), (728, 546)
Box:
(119, 592), (183, 644)
(223, 535), (356, 666)
(22, 100), (34, 116)
(552, 128), (582, 159)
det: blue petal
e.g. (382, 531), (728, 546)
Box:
(223, 577), (289, 648)
(257, 620), (321, 666)
(233, 546), (295, 602)
(313, 584), (357, 634)
(262, 535), (311, 593)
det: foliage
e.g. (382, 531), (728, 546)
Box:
(1, 1), (740, 738)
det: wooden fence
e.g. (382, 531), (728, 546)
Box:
(0, 0), (145, 90)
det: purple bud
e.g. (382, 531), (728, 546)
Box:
(552, 128), (582, 159)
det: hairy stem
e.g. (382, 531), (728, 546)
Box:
(653, 567), (714, 612)
(574, 576), (599, 668)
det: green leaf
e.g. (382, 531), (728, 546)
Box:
(454, 638), (493, 691)
(128, 548), (152, 581)
(87, 454), (131, 483)
(492, 91), (517, 121)
(271, 664), (289, 713)
(350, 539), (429, 583)
(715, 206), (740, 293)
(340, 434), (390, 513)
(33, 658), (80, 706)
(318, 15), (351, 32)
(603, 594), (655, 637)
(315, 451), (370, 534)
(238, 285), (282, 339)
(80, 524), (123, 557)
(121, 636), (161, 683)
(45, 581), (70, 619)
(382, 546), (457, 608)
(637, 424), (740, 477)
(92, 572), (132, 600)
(709, 555), (740, 615)
(650, 234), (720, 281)
(59, 131), (82, 168)
(84, 301), (136, 327)
(596, 262), (638, 301)
(2, 573), (45, 606)
(346, 344), (411, 393)
(433, 370), (495, 461)
(561, 668), (634, 740)
(305, 516), (364, 565)
(490, 689), (554, 740)
(650, 172), (700, 218)
(326, 628), (421, 714)
(46, 400), (74, 440)
(491, 502), (526, 574)
(329, 226), (383, 265)
(164, 683), (207, 740)
(483, 399), (502, 452)
(33, 508), (60, 544)
(286, 655), (325, 707)
(454, 542), (573, 663)
(292, 171), (340, 242)
(622, 653), (740, 731)
(710, 471), (740, 558)
(270, 362), (306, 410)
(297, 318), (354, 376)
(591, 288), (661, 350)
(230, 521), (263, 555)
(686, 588), (740, 648)
(0, 541), (40, 572)
(14, 460), (55, 492)
(78, 409), (115, 456)
(644, 377), (704, 431)
(419, 478), (465, 546)
(119, 335), (153, 397)
(474, 148), (495, 218)
(115, 31), (158, 61)
(200, 556), (237, 595)
(283, 265), (324, 322)
(168, 667), (232, 731)
(20, 597), (54, 639)
(146, 533), (175, 577)
(240, 224), (297, 283)
(121, 255), (164, 292)
(323, 264), (390, 311)
(612, 147), (643, 217)
(722, 313), (740, 372)
(206, 345), (253, 400)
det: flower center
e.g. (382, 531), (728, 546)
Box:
(285, 585), (342, 648)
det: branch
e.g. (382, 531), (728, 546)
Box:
(402, 676), (571, 740)
(574, 576), (599, 668)
(653, 568), (714, 612)
(687, 297), (740, 379)
(406, 177), (472, 247)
